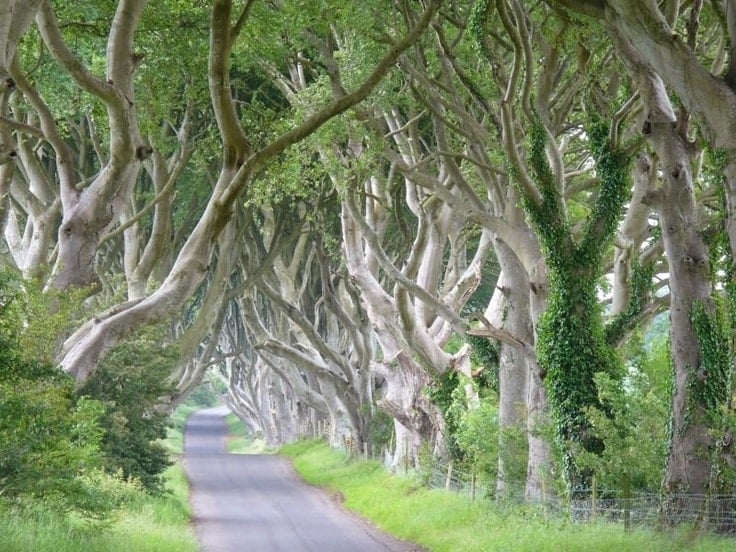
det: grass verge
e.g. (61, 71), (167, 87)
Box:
(225, 411), (270, 454)
(163, 403), (200, 455)
(0, 464), (198, 552)
(280, 440), (735, 552)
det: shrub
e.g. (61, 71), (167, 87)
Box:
(78, 325), (179, 494)
(0, 322), (107, 514)
(575, 337), (671, 492)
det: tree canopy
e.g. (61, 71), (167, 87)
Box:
(2, 0), (736, 522)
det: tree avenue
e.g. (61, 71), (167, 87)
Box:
(2, 0), (736, 530)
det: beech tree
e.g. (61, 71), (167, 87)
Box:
(464, 0), (671, 494)
(549, 0), (736, 502)
(6, 0), (735, 512)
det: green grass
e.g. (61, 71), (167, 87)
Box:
(162, 403), (200, 455)
(225, 412), (271, 454)
(280, 440), (735, 552)
(0, 464), (198, 552)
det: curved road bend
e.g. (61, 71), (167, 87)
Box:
(184, 407), (421, 552)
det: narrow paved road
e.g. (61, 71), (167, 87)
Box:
(184, 407), (420, 552)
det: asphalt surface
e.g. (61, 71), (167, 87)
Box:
(184, 407), (420, 552)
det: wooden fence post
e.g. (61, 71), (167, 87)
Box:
(445, 460), (454, 492)
(404, 440), (409, 475)
(623, 471), (631, 531)
(592, 474), (598, 520)
(542, 476), (548, 520)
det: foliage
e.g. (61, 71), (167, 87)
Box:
(575, 337), (672, 492)
(0, 271), (114, 517)
(0, 272), (89, 365)
(689, 300), (732, 426)
(78, 325), (180, 494)
(605, 260), (656, 346)
(524, 118), (631, 493)
(0, 365), (106, 511)
(453, 394), (528, 496)
(186, 377), (222, 408)
(467, 334), (499, 393)
(365, 407), (394, 452)
(455, 395), (499, 484)
(427, 371), (472, 462)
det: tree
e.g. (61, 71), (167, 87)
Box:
(54, 0), (439, 383)
(468, 0), (654, 494)
(548, 0), (736, 503)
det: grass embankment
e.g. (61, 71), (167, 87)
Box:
(163, 402), (201, 454)
(2, 404), (199, 552)
(280, 440), (734, 552)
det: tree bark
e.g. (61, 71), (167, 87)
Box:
(486, 242), (531, 498)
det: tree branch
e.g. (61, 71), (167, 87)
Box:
(545, 0), (605, 19)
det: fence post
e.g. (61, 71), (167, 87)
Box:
(471, 469), (476, 502)
(404, 440), (409, 475)
(542, 476), (548, 520)
(592, 474), (598, 521)
(623, 471), (631, 531)
(445, 460), (454, 492)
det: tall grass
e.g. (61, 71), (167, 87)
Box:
(163, 403), (200, 455)
(0, 464), (198, 552)
(280, 440), (735, 552)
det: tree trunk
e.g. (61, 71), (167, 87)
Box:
(375, 350), (445, 470)
(613, 31), (725, 500)
(525, 247), (552, 502)
(486, 244), (531, 498)
(643, 114), (714, 496)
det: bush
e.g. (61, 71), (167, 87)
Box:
(0, 269), (145, 520)
(0, 309), (108, 515)
(455, 395), (500, 486)
(78, 325), (179, 494)
(575, 337), (671, 492)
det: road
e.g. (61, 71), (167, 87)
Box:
(184, 407), (421, 552)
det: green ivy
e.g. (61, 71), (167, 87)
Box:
(468, 0), (493, 61)
(467, 334), (499, 393)
(520, 118), (631, 493)
(695, 148), (736, 492)
(427, 371), (472, 463)
(689, 300), (731, 422)
(605, 260), (656, 346)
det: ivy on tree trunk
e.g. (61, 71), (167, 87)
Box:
(518, 118), (631, 493)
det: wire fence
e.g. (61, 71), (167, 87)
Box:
(314, 425), (736, 536)
(422, 460), (736, 535)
